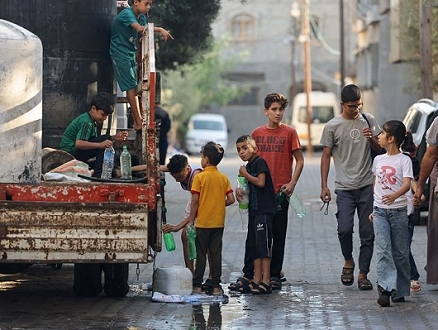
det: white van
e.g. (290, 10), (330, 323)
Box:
(185, 113), (228, 154)
(291, 91), (340, 148)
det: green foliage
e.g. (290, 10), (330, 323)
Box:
(149, 0), (221, 71)
(160, 42), (243, 148)
(399, 0), (438, 94)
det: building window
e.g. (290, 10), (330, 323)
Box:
(229, 87), (259, 106)
(231, 14), (255, 40)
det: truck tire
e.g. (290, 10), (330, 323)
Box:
(103, 263), (130, 297)
(0, 263), (32, 274)
(73, 263), (103, 297)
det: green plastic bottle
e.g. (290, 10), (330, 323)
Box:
(163, 230), (176, 252)
(186, 224), (197, 260)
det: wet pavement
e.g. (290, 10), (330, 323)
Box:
(0, 153), (437, 329)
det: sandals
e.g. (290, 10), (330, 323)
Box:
(357, 277), (373, 290)
(250, 282), (272, 295)
(341, 263), (355, 286)
(270, 277), (282, 291)
(228, 277), (251, 291)
(202, 279), (213, 293)
(410, 279), (421, 293)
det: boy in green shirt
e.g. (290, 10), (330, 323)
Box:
(60, 92), (128, 178)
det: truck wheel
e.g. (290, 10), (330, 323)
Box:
(103, 263), (130, 297)
(73, 263), (103, 297)
(0, 263), (32, 274)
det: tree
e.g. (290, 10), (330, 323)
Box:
(399, 0), (438, 94)
(159, 41), (245, 149)
(150, 0), (221, 71)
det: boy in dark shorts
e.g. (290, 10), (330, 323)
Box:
(235, 135), (277, 294)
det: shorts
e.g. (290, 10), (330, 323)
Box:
(111, 56), (138, 92)
(248, 214), (272, 259)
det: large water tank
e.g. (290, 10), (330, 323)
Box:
(0, 0), (117, 148)
(0, 20), (42, 183)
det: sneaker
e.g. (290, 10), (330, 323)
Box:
(377, 285), (392, 307)
(410, 279), (421, 293)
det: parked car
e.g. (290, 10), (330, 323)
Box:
(403, 98), (438, 147)
(402, 98), (438, 224)
(185, 114), (228, 155)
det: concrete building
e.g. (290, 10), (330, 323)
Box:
(352, 0), (419, 124)
(210, 0), (356, 145)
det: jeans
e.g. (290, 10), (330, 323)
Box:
(373, 206), (410, 299)
(408, 214), (420, 281)
(335, 185), (374, 274)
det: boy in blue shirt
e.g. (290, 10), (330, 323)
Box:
(110, 0), (173, 132)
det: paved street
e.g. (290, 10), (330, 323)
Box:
(0, 152), (437, 329)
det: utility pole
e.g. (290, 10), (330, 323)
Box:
(339, 0), (345, 87)
(302, 0), (313, 157)
(420, 1), (433, 98)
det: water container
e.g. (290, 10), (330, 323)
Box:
(101, 146), (115, 179)
(120, 146), (132, 179)
(153, 266), (193, 296)
(186, 225), (197, 260)
(0, 1), (116, 148)
(0, 20), (42, 183)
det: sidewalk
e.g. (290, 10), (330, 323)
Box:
(137, 154), (438, 330)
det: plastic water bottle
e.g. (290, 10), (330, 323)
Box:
(120, 145), (132, 179)
(101, 146), (115, 179)
(237, 175), (249, 229)
(289, 192), (306, 218)
(276, 188), (306, 218)
(163, 230), (176, 251)
(186, 224), (197, 260)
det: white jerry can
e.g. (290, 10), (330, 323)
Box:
(153, 266), (193, 296)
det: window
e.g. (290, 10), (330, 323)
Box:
(192, 120), (225, 131)
(298, 106), (334, 124)
(229, 87), (259, 106)
(231, 14), (255, 40)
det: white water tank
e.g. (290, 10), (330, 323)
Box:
(0, 20), (42, 183)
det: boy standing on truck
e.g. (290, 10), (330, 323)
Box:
(60, 92), (128, 178)
(185, 141), (235, 295)
(110, 0), (173, 132)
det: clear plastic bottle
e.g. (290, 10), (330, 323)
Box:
(237, 175), (249, 229)
(186, 224), (197, 260)
(275, 188), (306, 218)
(101, 146), (115, 179)
(289, 192), (306, 218)
(120, 145), (132, 179)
